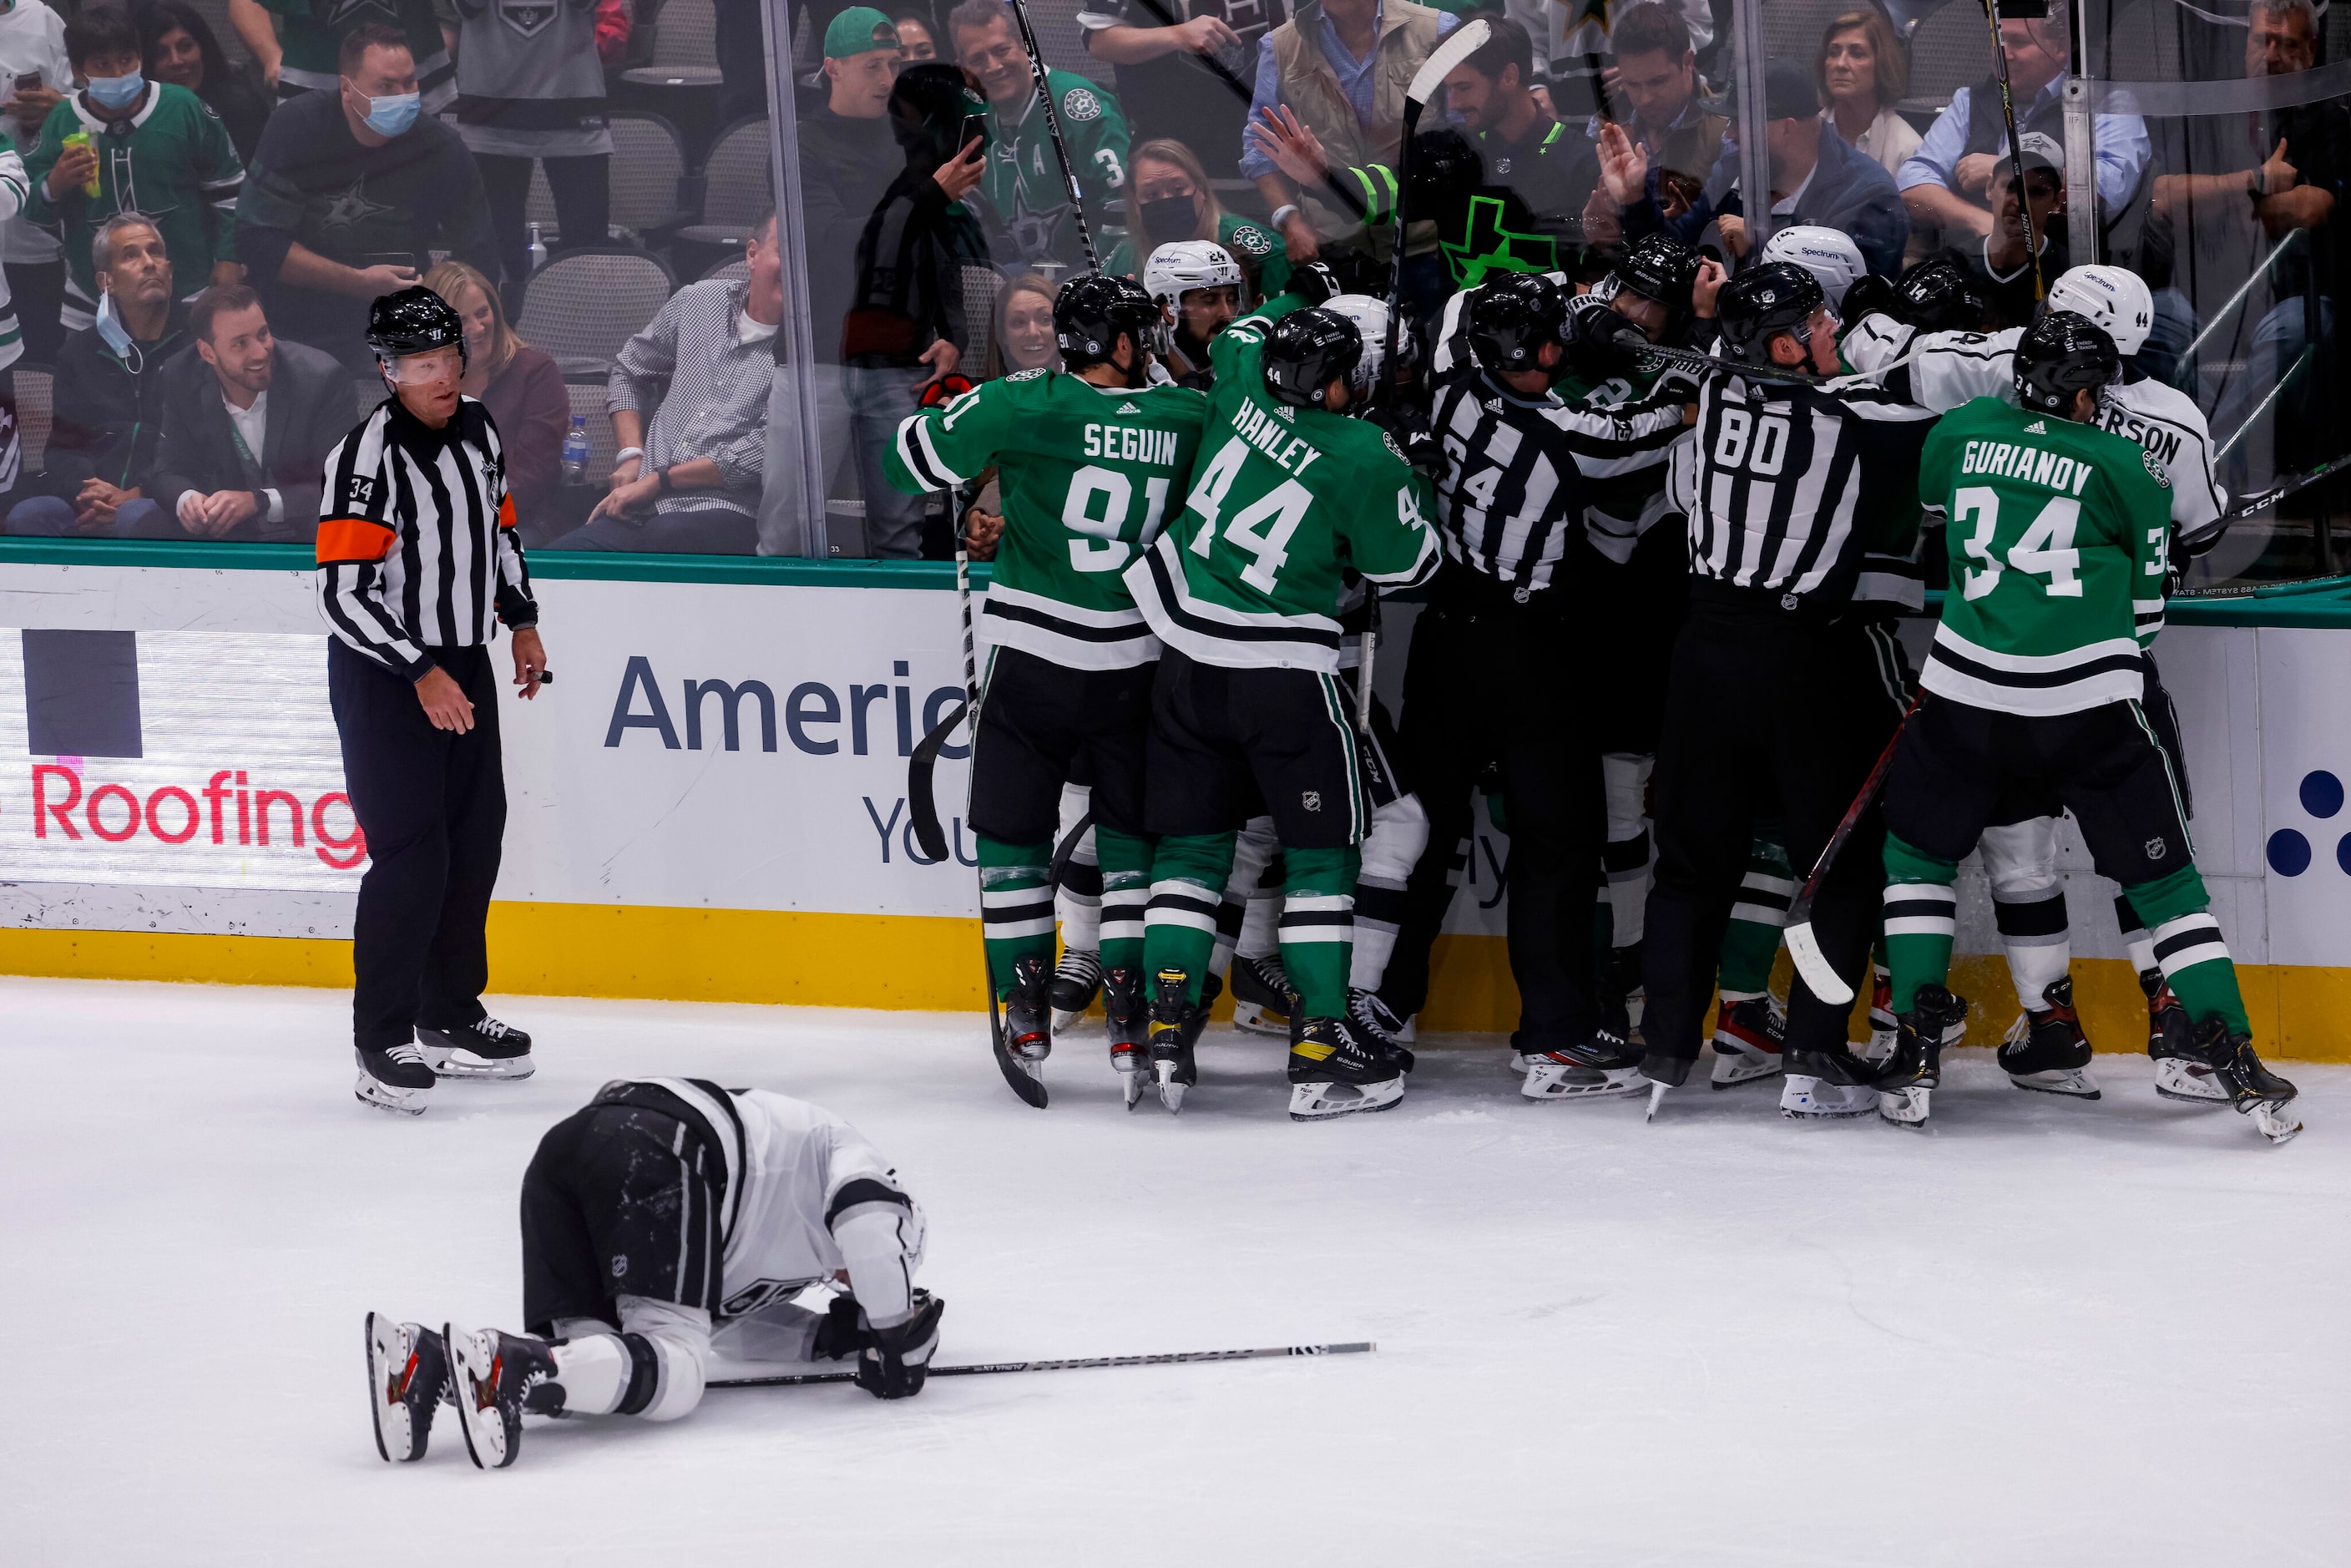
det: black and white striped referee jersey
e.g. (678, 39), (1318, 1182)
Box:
(315, 396), (537, 676)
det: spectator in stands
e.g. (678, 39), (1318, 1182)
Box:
(988, 269), (1058, 376)
(453, 0), (627, 299)
(236, 24), (499, 372)
(1817, 8), (1917, 180)
(143, 281), (351, 539)
(548, 212), (781, 554)
(1578, 3), (1721, 249)
(1240, 0), (1454, 264)
(24, 8), (245, 334)
(1937, 130), (2065, 331)
(1897, 0), (2146, 245)
(5, 211), (185, 534)
(141, 0), (271, 163)
(425, 257), (569, 544)
(1108, 138), (1291, 298)
(0, 0), (73, 360)
(227, 0), (455, 112)
(950, 0), (1129, 273)
(1438, 17), (1598, 252)
(803, 8), (917, 348)
(1080, 0), (1299, 182)
(893, 12), (938, 64)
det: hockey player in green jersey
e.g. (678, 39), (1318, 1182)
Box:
(886, 274), (1207, 1103)
(1125, 284), (1441, 1120)
(948, 0), (1129, 273)
(1876, 313), (2300, 1142)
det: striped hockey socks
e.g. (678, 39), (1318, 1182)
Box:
(1279, 845), (1361, 1020)
(976, 836), (1055, 1001)
(2123, 866), (2250, 1035)
(1881, 833), (1960, 1014)
(1142, 832), (1238, 1008)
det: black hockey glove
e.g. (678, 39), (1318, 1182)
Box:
(1291, 261), (1344, 307)
(811, 1292), (867, 1360)
(1839, 272), (1899, 327)
(854, 1289), (945, 1400)
(1561, 294), (1642, 379)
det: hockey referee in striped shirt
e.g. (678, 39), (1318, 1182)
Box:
(318, 287), (549, 1116)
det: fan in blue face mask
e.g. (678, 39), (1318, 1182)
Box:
(341, 42), (422, 139)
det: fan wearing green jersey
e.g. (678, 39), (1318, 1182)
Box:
(1875, 312), (2300, 1142)
(948, 0), (1130, 275)
(1124, 285), (1440, 1121)
(885, 275), (1208, 1103)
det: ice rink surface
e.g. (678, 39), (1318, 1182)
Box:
(5, 977), (2348, 1565)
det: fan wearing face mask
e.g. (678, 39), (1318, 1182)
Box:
(22, 6), (244, 336)
(1107, 139), (1290, 301)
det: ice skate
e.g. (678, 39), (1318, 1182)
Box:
(365, 1313), (449, 1463)
(1146, 969), (1216, 1115)
(1522, 1029), (1646, 1101)
(1878, 984), (1967, 1130)
(444, 1323), (559, 1470)
(1102, 966), (1149, 1108)
(2187, 1019), (2303, 1145)
(1710, 994), (1785, 1087)
(414, 1016), (533, 1080)
(1229, 953), (1294, 1036)
(355, 1041), (435, 1115)
(1288, 1013), (1405, 1120)
(1347, 989), (1414, 1070)
(1865, 967), (1898, 1063)
(1779, 1051), (1881, 1120)
(1997, 976), (2099, 1098)
(2142, 969), (2228, 1104)
(988, 952), (1053, 1105)
(1049, 947), (1103, 1033)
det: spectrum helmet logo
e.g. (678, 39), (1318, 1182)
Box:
(2265, 769), (2349, 875)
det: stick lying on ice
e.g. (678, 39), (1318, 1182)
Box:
(709, 1340), (1375, 1389)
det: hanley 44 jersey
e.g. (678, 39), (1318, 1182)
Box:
(1125, 299), (1441, 671)
(887, 367), (1208, 670)
(1917, 396), (2173, 716)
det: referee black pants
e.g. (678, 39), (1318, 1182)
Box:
(1382, 569), (1605, 1049)
(1641, 595), (1906, 1068)
(328, 640), (506, 1052)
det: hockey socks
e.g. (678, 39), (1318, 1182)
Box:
(1145, 832), (1239, 1006)
(2114, 891), (2160, 974)
(977, 837), (1056, 1000)
(1717, 831), (1793, 1000)
(1880, 833), (1960, 1014)
(1094, 826), (1154, 979)
(1351, 795), (1427, 993)
(1979, 817), (2069, 1009)
(1278, 844), (1360, 1020)
(2123, 866), (2252, 1036)
(1601, 753), (1652, 948)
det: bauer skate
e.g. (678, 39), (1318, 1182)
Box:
(1229, 953), (1295, 1036)
(414, 1016), (533, 1080)
(2187, 1019), (2303, 1145)
(1145, 968), (1214, 1115)
(445, 1324), (559, 1469)
(2144, 969), (2228, 1103)
(1878, 984), (1969, 1129)
(1524, 1029), (1646, 1101)
(365, 1313), (450, 1462)
(1050, 948), (1103, 1034)
(1711, 994), (1786, 1087)
(1347, 989), (1414, 1068)
(355, 1040), (435, 1115)
(1780, 1045), (1882, 1120)
(1997, 975), (2099, 1099)
(1103, 966), (1150, 1108)
(1288, 1013), (1406, 1121)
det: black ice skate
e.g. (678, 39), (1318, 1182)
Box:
(1878, 984), (1969, 1129)
(355, 1040), (435, 1115)
(1145, 968), (1215, 1115)
(1522, 1029), (1645, 1102)
(988, 953), (1054, 1107)
(1347, 989), (1414, 1071)
(2144, 969), (2227, 1104)
(1230, 953), (1295, 1037)
(2186, 1019), (2303, 1145)
(444, 1323), (559, 1470)
(1288, 1013), (1405, 1121)
(1049, 947), (1103, 1034)
(1779, 1045), (1882, 1120)
(1710, 994), (1786, 1088)
(1997, 976), (2100, 1099)
(1866, 966), (1898, 1063)
(365, 1313), (449, 1462)
(1103, 966), (1149, 1106)
(414, 1016), (533, 1080)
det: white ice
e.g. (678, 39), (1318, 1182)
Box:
(6, 977), (2348, 1565)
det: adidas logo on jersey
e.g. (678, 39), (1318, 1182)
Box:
(1116, 402), (1141, 414)
(1273, 403), (1295, 422)
(1486, 397), (1504, 413)
(2025, 419), (2048, 433)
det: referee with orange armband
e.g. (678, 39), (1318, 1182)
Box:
(316, 286), (551, 1116)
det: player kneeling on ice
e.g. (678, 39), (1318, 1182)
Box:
(365, 1078), (938, 1469)
(1876, 315), (2299, 1141)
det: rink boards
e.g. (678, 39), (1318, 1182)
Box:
(2, 548), (2348, 1058)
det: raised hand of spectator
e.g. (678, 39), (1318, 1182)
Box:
(933, 135), (987, 205)
(45, 140), (98, 201)
(918, 337), (961, 387)
(2261, 138), (2299, 195)
(1251, 106), (1329, 190)
(10, 83), (60, 134)
(1595, 122), (1648, 207)
(1171, 14), (1240, 53)
(1581, 182), (1621, 247)
(1954, 152), (2000, 203)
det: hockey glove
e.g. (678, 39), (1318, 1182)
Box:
(811, 1292), (867, 1360)
(1292, 261), (1344, 307)
(918, 372), (975, 409)
(1839, 272), (1899, 327)
(854, 1289), (945, 1400)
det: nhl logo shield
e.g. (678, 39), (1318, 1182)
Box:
(1302, 790), (1322, 812)
(500, 0), (559, 37)
(2145, 836), (2168, 859)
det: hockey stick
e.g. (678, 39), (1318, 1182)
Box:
(1977, 0), (2045, 301)
(1783, 695), (1921, 1007)
(709, 1339), (1375, 1390)
(1002, 0), (1102, 276)
(908, 381), (983, 867)
(1379, 18), (1491, 398)
(1354, 584), (1380, 733)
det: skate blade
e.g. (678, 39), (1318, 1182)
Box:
(1154, 1060), (1186, 1115)
(1288, 1076), (1403, 1121)
(1231, 1002), (1291, 1037)
(416, 1044), (534, 1080)
(2251, 1100), (2303, 1145)
(1878, 1085), (1933, 1129)
(441, 1323), (503, 1471)
(365, 1312), (413, 1463)
(1052, 1009), (1089, 1034)
(1778, 1075), (1878, 1120)
(1645, 1081), (1668, 1122)
(2005, 1068), (2101, 1100)
(1521, 1065), (1646, 1100)
(355, 1073), (428, 1115)
(1507, 1052), (1543, 1076)
(1709, 1050), (1782, 1089)
(2153, 1059), (2231, 1104)
(1863, 1028), (1898, 1065)
(1122, 1070), (1147, 1110)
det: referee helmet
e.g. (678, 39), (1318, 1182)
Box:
(367, 286), (468, 373)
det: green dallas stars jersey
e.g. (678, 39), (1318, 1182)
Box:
(1125, 296), (1440, 671)
(978, 69), (1129, 273)
(887, 367), (1208, 670)
(1917, 396), (2173, 717)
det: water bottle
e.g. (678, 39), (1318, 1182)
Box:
(561, 415), (589, 483)
(527, 222), (549, 274)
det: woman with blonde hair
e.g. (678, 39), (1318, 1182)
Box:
(1818, 9), (1920, 179)
(422, 260), (569, 544)
(1108, 138), (1291, 298)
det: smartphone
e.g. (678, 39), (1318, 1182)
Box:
(958, 114), (987, 155)
(13, 73), (42, 94)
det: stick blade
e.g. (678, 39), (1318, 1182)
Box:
(1785, 918), (1856, 1006)
(906, 699), (970, 863)
(1405, 18), (1490, 109)
(992, 1017), (1049, 1109)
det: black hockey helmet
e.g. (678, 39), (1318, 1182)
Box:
(1403, 126), (1483, 220)
(367, 285), (468, 371)
(1894, 255), (1989, 335)
(1261, 306), (1363, 409)
(1610, 233), (1701, 316)
(2013, 310), (2120, 416)
(1466, 271), (1567, 373)
(1054, 273), (1160, 369)
(1715, 261), (1827, 367)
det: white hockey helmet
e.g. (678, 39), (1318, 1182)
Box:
(1144, 240), (1243, 348)
(2045, 264), (2155, 357)
(1322, 292), (1390, 402)
(1759, 225), (1868, 313)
